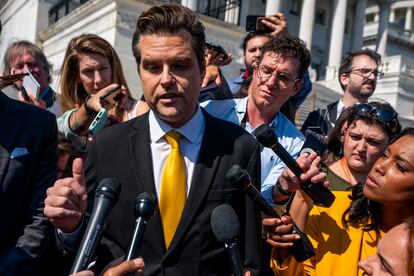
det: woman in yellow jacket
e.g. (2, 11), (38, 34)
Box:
(264, 130), (414, 274)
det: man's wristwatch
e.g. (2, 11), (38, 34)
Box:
(276, 179), (293, 196)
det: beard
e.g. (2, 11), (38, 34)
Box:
(347, 79), (376, 101)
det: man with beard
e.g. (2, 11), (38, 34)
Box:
(301, 49), (382, 135)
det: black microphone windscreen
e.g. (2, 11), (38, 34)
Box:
(211, 204), (240, 242)
(96, 178), (121, 200)
(254, 124), (279, 147)
(226, 164), (250, 190)
(134, 192), (157, 219)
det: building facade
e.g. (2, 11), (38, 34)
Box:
(0, 0), (413, 125)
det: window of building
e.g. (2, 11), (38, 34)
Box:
(289, 0), (301, 16)
(366, 13), (375, 23)
(197, 0), (240, 24)
(315, 8), (326, 25)
(49, 0), (89, 25)
(345, 18), (350, 34)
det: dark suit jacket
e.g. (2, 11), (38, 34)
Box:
(0, 92), (58, 275)
(80, 109), (262, 275)
(301, 100), (339, 136)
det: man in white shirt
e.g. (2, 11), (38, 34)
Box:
(301, 49), (382, 135)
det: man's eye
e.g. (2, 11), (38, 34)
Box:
(278, 74), (292, 82)
(146, 66), (161, 73)
(361, 68), (372, 74)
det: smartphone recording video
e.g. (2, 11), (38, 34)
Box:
(245, 15), (273, 32)
(100, 84), (123, 105)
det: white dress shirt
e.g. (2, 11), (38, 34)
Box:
(149, 106), (205, 198)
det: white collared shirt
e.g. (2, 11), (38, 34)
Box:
(336, 99), (347, 120)
(148, 106), (205, 198)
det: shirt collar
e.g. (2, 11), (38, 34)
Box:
(235, 96), (279, 130)
(149, 105), (205, 144)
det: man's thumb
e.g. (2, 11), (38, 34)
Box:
(72, 158), (85, 185)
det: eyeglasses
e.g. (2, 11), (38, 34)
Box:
(353, 103), (398, 123)
(349, 68), (384, 79)
(256, 65), (300, 88)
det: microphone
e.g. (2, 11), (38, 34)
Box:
(125, 192), (157, 261)
(211, 204), (243, 276)
(254, 124), (335, 207)
(70, 178), (121, 273)
(226, 165), (315, 262)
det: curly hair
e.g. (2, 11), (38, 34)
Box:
(342, 127), (414, 230)
(259, 34), (310, 79)
(326, 101), (401, 161)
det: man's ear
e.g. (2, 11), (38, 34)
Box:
(292, 79), (303, 96)
(339, 73), (349, 88)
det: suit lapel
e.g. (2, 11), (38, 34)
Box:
(0, 92), (24, 185)
(128, 113), (165, 251)
(164, 112), (222, 256)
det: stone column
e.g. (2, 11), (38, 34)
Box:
(224, 0), (240, 24)
(265, 0), (282, 16)
(352, 0), (367, 51)
(328, 0), (348, 67)
(299, 0), (316, 50)
(405, 7), (412, 31)
(181, 0), (197, 11)
(376, 0), (391, 57)
(389, 8), (395, 23)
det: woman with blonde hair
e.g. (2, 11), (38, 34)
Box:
(58, 34), (148, 149)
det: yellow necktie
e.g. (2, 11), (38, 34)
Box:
(159, 130), (186, 248)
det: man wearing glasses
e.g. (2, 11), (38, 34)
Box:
(301, 49), (382, 135)
(202, 35), (311, 204)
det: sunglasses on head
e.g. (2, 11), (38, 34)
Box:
(353, 103), (398, 123)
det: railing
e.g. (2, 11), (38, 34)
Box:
(49, 0), (89, 25)
(197, 0), (240, 24)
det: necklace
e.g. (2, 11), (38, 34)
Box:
(340, 157), (354, 184)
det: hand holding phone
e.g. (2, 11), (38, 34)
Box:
(22, 69), (41, 98)
(100, 84), (123, 105)
(205, 41), (229, 60)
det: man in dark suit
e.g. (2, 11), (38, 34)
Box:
(44, 4), (262, 275)
(0, 89), (58, 275)
(301, 49), (382, 135)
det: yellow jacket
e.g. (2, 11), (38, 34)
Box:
(271, 191), (381, 276)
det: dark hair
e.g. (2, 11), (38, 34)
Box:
(132, 3), (205, 70)
(259, 35), (310, 79)
(338, 49), (381, 90)
(241, 31), (271, 53)
(3, 40), (52, 82)
(342, 127), (414, 231)
(326, 101), (401, 161)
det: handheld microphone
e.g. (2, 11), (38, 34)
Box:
(211, 204), (243, 276)
(226, 165), (315, 262)
(254, 124), (335, 207)
(70, 178), (121, 273)
(125, 192), (157, 261)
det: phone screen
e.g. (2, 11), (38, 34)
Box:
(22, 69), (40, 98)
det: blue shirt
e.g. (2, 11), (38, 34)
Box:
(228, 74), (244, 94)
(201, 97), (304, 203)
